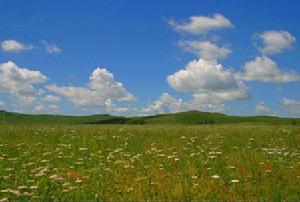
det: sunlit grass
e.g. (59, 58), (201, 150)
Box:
(0, 125), (299, 201)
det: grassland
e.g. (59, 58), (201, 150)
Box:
(0, 124), (300, 201)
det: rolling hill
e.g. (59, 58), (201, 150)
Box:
(0, 110), (121, 125)
(0, 110), (299, 125)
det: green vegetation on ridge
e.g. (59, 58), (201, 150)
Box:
(0, 110), (299, 125)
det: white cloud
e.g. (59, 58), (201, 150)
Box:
(142, 93), (188, 114)
(33, 104), (45, 113)
(190, 93), (226, 113)
(167, 59), (249, 100)
(41, 40), (62, 54)
(33, 104), (60, 114)
(105, 99), (128, 113)
(239, 56), (300, 83)
(168, 13), (233, 34)
(142, 92), (226, 114)
(89, 68), (135, 101)
(47, 67), (135, 111)
(255, 102), (272, 115)
(43, 95), (61, 103)
(0, 101), (4, 110)
(1, 40), (34, 52)
(179, 40), (231, 60)
(282, 98), (300, 115)
(255, 30), (296, 55)
(0, 61), (54, 113)
(0, 61), (47, 104)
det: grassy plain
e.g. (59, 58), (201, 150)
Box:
(0, 124), (300, 201)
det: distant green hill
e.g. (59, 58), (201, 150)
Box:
(0, 110), (121, 125)
(0, 110), (299, 125)
(138, 110), (299, 125)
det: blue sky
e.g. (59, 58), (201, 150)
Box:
(0, 0), (300, 117)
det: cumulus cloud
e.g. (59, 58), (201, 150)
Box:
(0, 61), (58, 113)
(255, 30), (296, 55)
(41, 40), (62, 54)
(1, 40), (34, 52)
(43, 95), (61, 103)
(179, 40), (231, 60)
(33, 104), (60, 114)
(89, 68), (135, 101)
(142, 93), (188, 114)
(190, 93), (226, 112)
(255, 102), (272, 115)
(168, 13), (233, 35)
(142, 92), (226, 114)
(0, 101), (4, 110)
(47, 67), (135, 111)
(0, 61), (47, 102)
(105, 99), (128, 113)
(167, 59), (249, 100)
(239, 56), (300, 83)
(282, 98), (300, 115)
(144, 59), (251, 114)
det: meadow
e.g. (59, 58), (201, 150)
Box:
(0, 124), (300, 201)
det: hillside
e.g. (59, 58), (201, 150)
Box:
(0, 110), (121, 125)
(0, 110), (299, 125)
(138, 110), (299, 125)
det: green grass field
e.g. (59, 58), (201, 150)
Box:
(1, 124), (300, 201)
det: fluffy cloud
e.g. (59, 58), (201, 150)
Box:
(168, 13), (233, 35)
(145, 59), (251, 114)
(282, 98), (300, 115)
(89, 68), (135, 101)
(33, 104), (60, 114)
(167, 59), (249, 100)
(255, 102), (272, 115)
(42, 40), (62, 54)
(190, 93), (226, 112)
(0, 61), (47, 100)
(47, 67), (135, 111)
(104, 99), (128, 113)
(0, 101), (4, 110)
(142, 92), (226, 114)
(255, 30), (296, 55)
(179, 40), (231, 60)
(0, 61), (56, 113)
(142, 93), (188, 114)
(1, 40), (34, 52)
(43, 95), (61, 103)
(239, 56), (300, 83)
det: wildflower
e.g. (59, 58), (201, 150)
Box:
(79, 148), (87, 151)
(30, 186), (38, 190)
(127, 187), (134, 192)
(231, 179), (239, 183)
(75, 179), (82, 183)
(191, 175), (198, 179)
(211, 175), (220, 179)
(18, 185), (28, 190)
(21, 192), (31, 196)
(49, 174), (64, 181)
